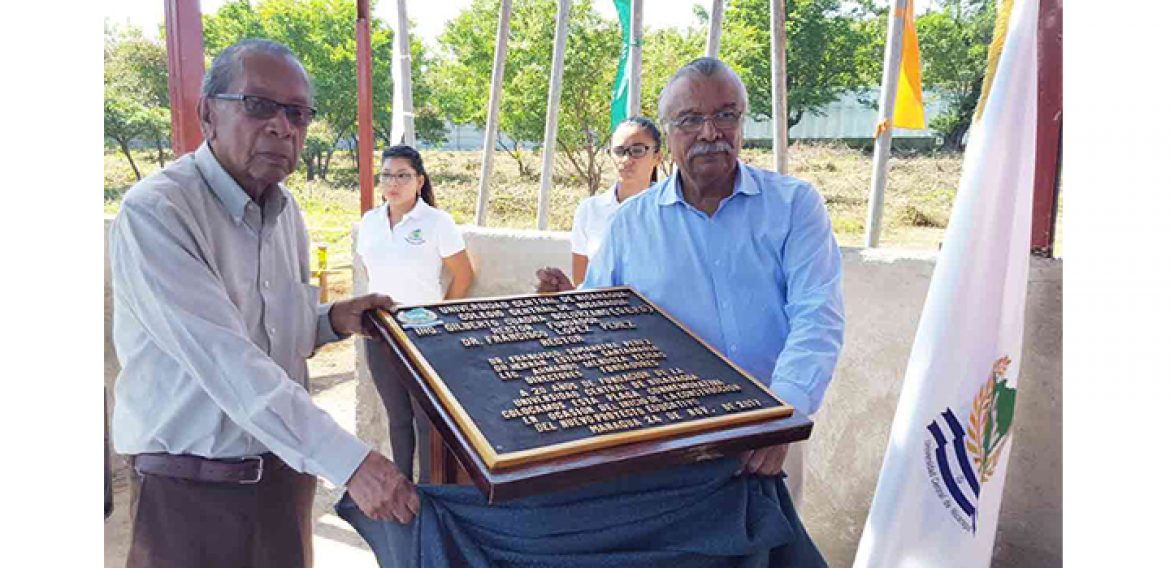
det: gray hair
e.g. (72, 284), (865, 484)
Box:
(656, 57), (749, 128)
(201, 38), (312, 99)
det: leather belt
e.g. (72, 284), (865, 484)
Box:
(133, 453), (277, 484)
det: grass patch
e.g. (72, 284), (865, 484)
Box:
(104, 142), (975, 258)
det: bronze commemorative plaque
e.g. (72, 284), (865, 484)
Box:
(365, 286), (813, 502)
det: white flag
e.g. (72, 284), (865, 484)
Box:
(852, 0), (1038, 566)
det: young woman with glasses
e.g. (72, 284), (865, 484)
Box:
(355, 145), (475, 482)
(568, 117), (663, 284)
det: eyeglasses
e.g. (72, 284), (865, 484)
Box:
(378, 172), (418, 185)
(211, 93), (316, 127)
(668, 110), (743, 133)
(608, 143), (659, 159)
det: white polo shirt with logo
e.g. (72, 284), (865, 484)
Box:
(569, 182), (621, 260)
(356, 201), (466, 306)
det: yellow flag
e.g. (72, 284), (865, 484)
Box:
(893, 0), (926, 129)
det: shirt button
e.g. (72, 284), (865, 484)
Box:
(263, 280), (270, 288)
(269, 327), (277, 335)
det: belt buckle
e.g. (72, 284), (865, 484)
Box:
(233, 455), (264, 484)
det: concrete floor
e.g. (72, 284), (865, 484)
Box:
(104, 345), (380, 567)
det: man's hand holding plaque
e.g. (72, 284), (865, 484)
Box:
(535, 266), (574, 294)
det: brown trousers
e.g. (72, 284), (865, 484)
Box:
(126, 455), (317, 568)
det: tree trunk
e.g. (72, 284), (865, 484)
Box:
(555, 140), (579, 180)
(119, 140), (142, 181)
(787, 109), (804, 130)
(303, 153), (316, 181)
(326, 131), (349, 182)
(154, 139), (167, 168)
(499, 134), (533, 179)
(943, 123), (970, 151)
(586, 145), (599, 196)
(346, 133), (359, 175)
(942, 89), (981, 151)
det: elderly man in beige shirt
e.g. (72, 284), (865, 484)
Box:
(109, 39), (417, 567)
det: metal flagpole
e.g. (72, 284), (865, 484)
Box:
(474, 0), (513, 226)
(705, 0), (724, 58)
(536, 0), (571, 230)
(627, 0), (643, 117)
(864, 0), (909, 248)
(391, 0), (416, 147)
(770, 0), (788, 174)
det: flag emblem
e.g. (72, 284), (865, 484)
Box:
(924, 356), (1018, 533)
(397, 307), (441, 328)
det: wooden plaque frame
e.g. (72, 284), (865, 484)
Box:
(364, 287), (814, 502)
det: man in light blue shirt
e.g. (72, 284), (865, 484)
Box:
(336, 57), (836, 567)
(540, 57), (844, 481)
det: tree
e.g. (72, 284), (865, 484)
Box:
(432, 0), (621, 194)
(204, 0), (376, 181)
(104, 23), (172, 179)
(203, 0), (444, 182)
(637, 26), (705, 174)
(917, 0), (996, 149)
(720, 0), (884, 128)
(637, 27), (706, 120)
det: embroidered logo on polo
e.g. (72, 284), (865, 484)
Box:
(923, 356), (1017, 534)
(397, 307), (442, 329)
(405, 228), (426, 245)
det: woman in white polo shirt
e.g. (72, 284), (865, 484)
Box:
(357, 145), (474, 482)
(569, 116), (663, 284)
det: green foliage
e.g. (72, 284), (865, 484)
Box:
(431, 0), (621, 194)
(721, 0), (884, 127)
(202, 0), (446, 181)
(637, 26), (706, 120)
(636, 25), (705, 173)
(203, 0), (374, 181)
(917, 0), (996, 149)
(406, 37), (448, 146)
(104, 23), (172, 179)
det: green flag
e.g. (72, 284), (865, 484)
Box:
(610, 0), (632, 132)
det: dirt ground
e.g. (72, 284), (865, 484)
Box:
(104, 273), (379, 567)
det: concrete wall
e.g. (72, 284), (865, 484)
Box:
(103, 220), (1061, 565)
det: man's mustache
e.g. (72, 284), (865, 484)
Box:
(686, 141), (734, 160)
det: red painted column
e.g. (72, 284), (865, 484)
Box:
(356, 0), (375, 214)
(1031, 0), (1062, 255)
(164, 0), (206, 156)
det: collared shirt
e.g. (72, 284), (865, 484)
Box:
(570, 182), (622, 259)
(582, 162), (845, 415)
(109, 142), (369, 487)
(356, 200), (465, 306)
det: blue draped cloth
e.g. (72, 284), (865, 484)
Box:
(335, 458), (826, 567)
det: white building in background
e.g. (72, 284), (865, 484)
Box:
(751, 88), (952, 143)
(422, 89), (953, 151)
